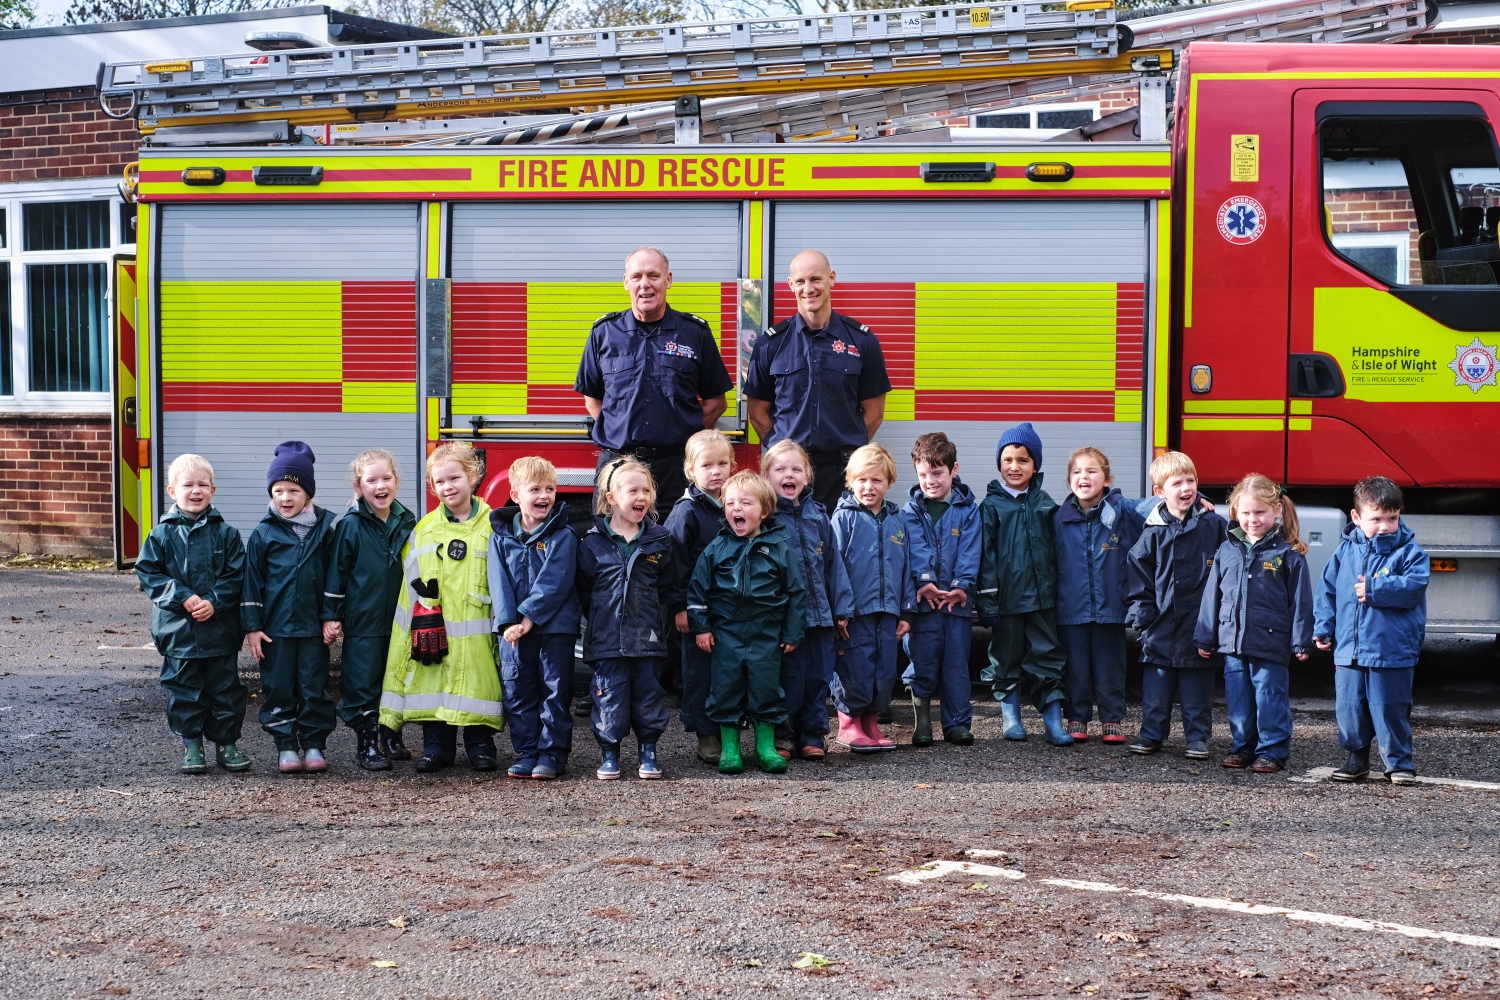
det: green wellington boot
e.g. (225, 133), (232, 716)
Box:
(910, 688), (934, 747)
(752, 720), (788, 774)
(215, 743), (251, 772)
(718, 725), (744, 774)
(180, 740), (208, 775)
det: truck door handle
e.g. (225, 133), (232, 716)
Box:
(1288, 353), (1345, 398)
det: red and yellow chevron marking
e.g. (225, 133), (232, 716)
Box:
(159, 280), (417, 412)
(115, 260), (142, 561)
(449, 281), (740, 417)
(772, 281), (1144, 422)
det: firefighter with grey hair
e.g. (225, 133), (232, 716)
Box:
(574, 245), (733, 520)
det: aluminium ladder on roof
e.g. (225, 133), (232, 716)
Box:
(383, 0), (1432, 148)
(100, 0), (1138, 132)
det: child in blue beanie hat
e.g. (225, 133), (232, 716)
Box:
(242, 440), (340, 774)
(976, 422), (1072, 746)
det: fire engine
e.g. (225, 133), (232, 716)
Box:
(100, 0), (1500, 636)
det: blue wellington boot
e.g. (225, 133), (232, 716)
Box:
(999, 690), (1026, 741)
(1041, 701), (1073, 746)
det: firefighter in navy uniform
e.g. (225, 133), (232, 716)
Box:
(744, 249), (892, 511)
(574, 246), (733, 521)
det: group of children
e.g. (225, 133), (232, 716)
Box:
(136, 422), (1431, 786)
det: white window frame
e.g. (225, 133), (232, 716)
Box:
(1, 177), (134, 415)
(959, 101), (1102, 139)
(1331, 230), (1413, 287)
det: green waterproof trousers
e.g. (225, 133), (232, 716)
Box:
(705, 618), (787, 728)
(984, 609), (1067, 711)
(258, 636), (335, 752)
(160, 653), (246, 744)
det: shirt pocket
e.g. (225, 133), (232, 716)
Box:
(822, 350), (863, 383)
(769, 352), (809, 399)
(601, 354), (641, 393)
(654, 352), (697, 395)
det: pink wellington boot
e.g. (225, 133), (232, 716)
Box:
(836, 712), (877, 754)
(860, 712), (897, 751)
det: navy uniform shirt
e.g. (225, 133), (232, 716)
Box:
(573, 305), (734, 453)
(742, 310), (892, 451)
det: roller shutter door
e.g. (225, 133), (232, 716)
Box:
(448, 201), (742, 423)
(158, 204), (422, 534)
(773, 200), (1149, 496)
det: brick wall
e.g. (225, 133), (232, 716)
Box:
(0, 86), (139, 184)
(0, 415), (115, 558)
(1325, 187), (1422, 284)
(1407, 27), (1500, 45)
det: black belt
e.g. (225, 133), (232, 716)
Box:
(611, 444), (685, 461)
(807, 446), (857, 463)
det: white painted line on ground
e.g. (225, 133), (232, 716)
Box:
(1290, 767), (1500, 790)
(891, 858), (1500, 952)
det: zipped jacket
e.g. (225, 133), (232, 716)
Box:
(831, 494), (914, 618)
(1314, 521), (1429, 668)
(240, 505), (336, 638)
(901, 480), (982, 618)
(1195, 526), (1314, 662)
(1052, 488), (1146, 626)
(576, 516), (677, 660)
(380, 499), (501, 730)
(977, 473), (1059, 618)
(324, 498), (417, 637)
(488, 500), (582, 635)
(1126, 500), (1229, 667)
(135, 505), (246, 658)
(776, 490), (855, 628)
(663, 485), (726, 616)
(686, 519), (807, 645)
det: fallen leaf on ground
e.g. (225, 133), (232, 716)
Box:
(1237, 969), (1263, 979)
(371, 960), (398, 969)
(792, 953), (839, 969)
(387, 916), (408, 930)
(969, 882), (989, 891)
(1304, 852), (1318, 860)
(913, 783), (933, 789)
(743, 959), (763, 967)
(1158, 853), (1178, 859)
(1095, 931), (1142, 944)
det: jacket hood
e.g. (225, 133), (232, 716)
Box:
(984, 471), (1045, 501)
(714, 516), (790, 544)
(1143, 496), (1209, 528)
(1057, 487), (1123, 524)
(1229, 524), (1284, 549)
(905, 478), (977, 508)
(162, 504), (224, 526)
(591, 513), (670, 544)
(490, 497), (571, 539)
(1342, 519), (1416, 553)
(776, 488), (820, 517)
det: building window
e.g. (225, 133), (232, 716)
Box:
(24, 201), (111, 252)
(27, 263), (108, 392)
(966, 102), (1101, 137)
(2, 184), (129, 410)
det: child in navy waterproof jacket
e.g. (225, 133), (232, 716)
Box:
(575, 458), (679, 781)
(489, 456), (581, 781)
(242, 441), (339, 775)
(1195, 473), (1313, 774)
(901, 431), (981, 747)
(664, 429), (734, 765)
(1126, 450), (1229, 760)
(1314, 476), (1430, 785)
(136, 454), (250, 775)
(831, 444), (915, 753)
(324, 448), (417, 771)
(762, 439), (855, 758)
(1052, 446), (1146, 745)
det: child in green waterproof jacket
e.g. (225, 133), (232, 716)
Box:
(324, 449), (417, 771)
(687, 471), (807, 775)
(135, 454), (251, 775)
(242, 441), (340, 776)
(976, 422), (1072, 747)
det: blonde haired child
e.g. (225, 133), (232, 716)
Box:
(577, 458), (677, 780)
(761, 438), (853, 758)
(1194, 473), (1312, 773)
(381, 441), (501, 773)
(687, 470), (807, 774)
(136, 454), (251, 774)
(488, 455), (581, 780)
(665, 428), (735, 762)
(324, 448), (417, 770)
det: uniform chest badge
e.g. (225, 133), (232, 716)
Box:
(660, 341), (699, 361)
(831, 340), (861, 358)
(448, 539), (468, 560)
(890, 533), (905, 545)
(535, 540), (547, 553)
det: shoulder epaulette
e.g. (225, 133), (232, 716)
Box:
(592, 310), (625, 328)
(769, 318), (793, 337)
(859, 323), (871, 333)
(678, 311), (711, 329)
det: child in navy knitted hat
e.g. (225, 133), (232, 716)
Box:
(976, 422), (1072, 746)
(241, 440), (340, 775)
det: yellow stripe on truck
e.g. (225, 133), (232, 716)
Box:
(914, 283), (1117, 392)
(160, 281), (342, 382)
(1182, 398), (1284, 415)
(1181, 417), (1286, 432)
(343, 381), (417, 414)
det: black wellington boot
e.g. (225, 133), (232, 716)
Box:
(379, 725), (412, 761)
(358, 721), (391, 771)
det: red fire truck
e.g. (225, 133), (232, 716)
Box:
(108, 37), (1500, 635)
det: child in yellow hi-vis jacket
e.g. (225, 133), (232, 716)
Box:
(380, 442), (501, 773)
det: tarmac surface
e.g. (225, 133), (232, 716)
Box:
(2, 567), (1498, 999)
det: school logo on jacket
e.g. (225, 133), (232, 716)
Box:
(891, 531), (906, 545)
(448, 539), (468, 560)
(950, 528), (961, 537)
(535, 540), (547, 553)
(644, 552), (659, 564)
(1262, 556), (1282, 572)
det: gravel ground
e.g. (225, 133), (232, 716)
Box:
(2, 568), (1498, 1000)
